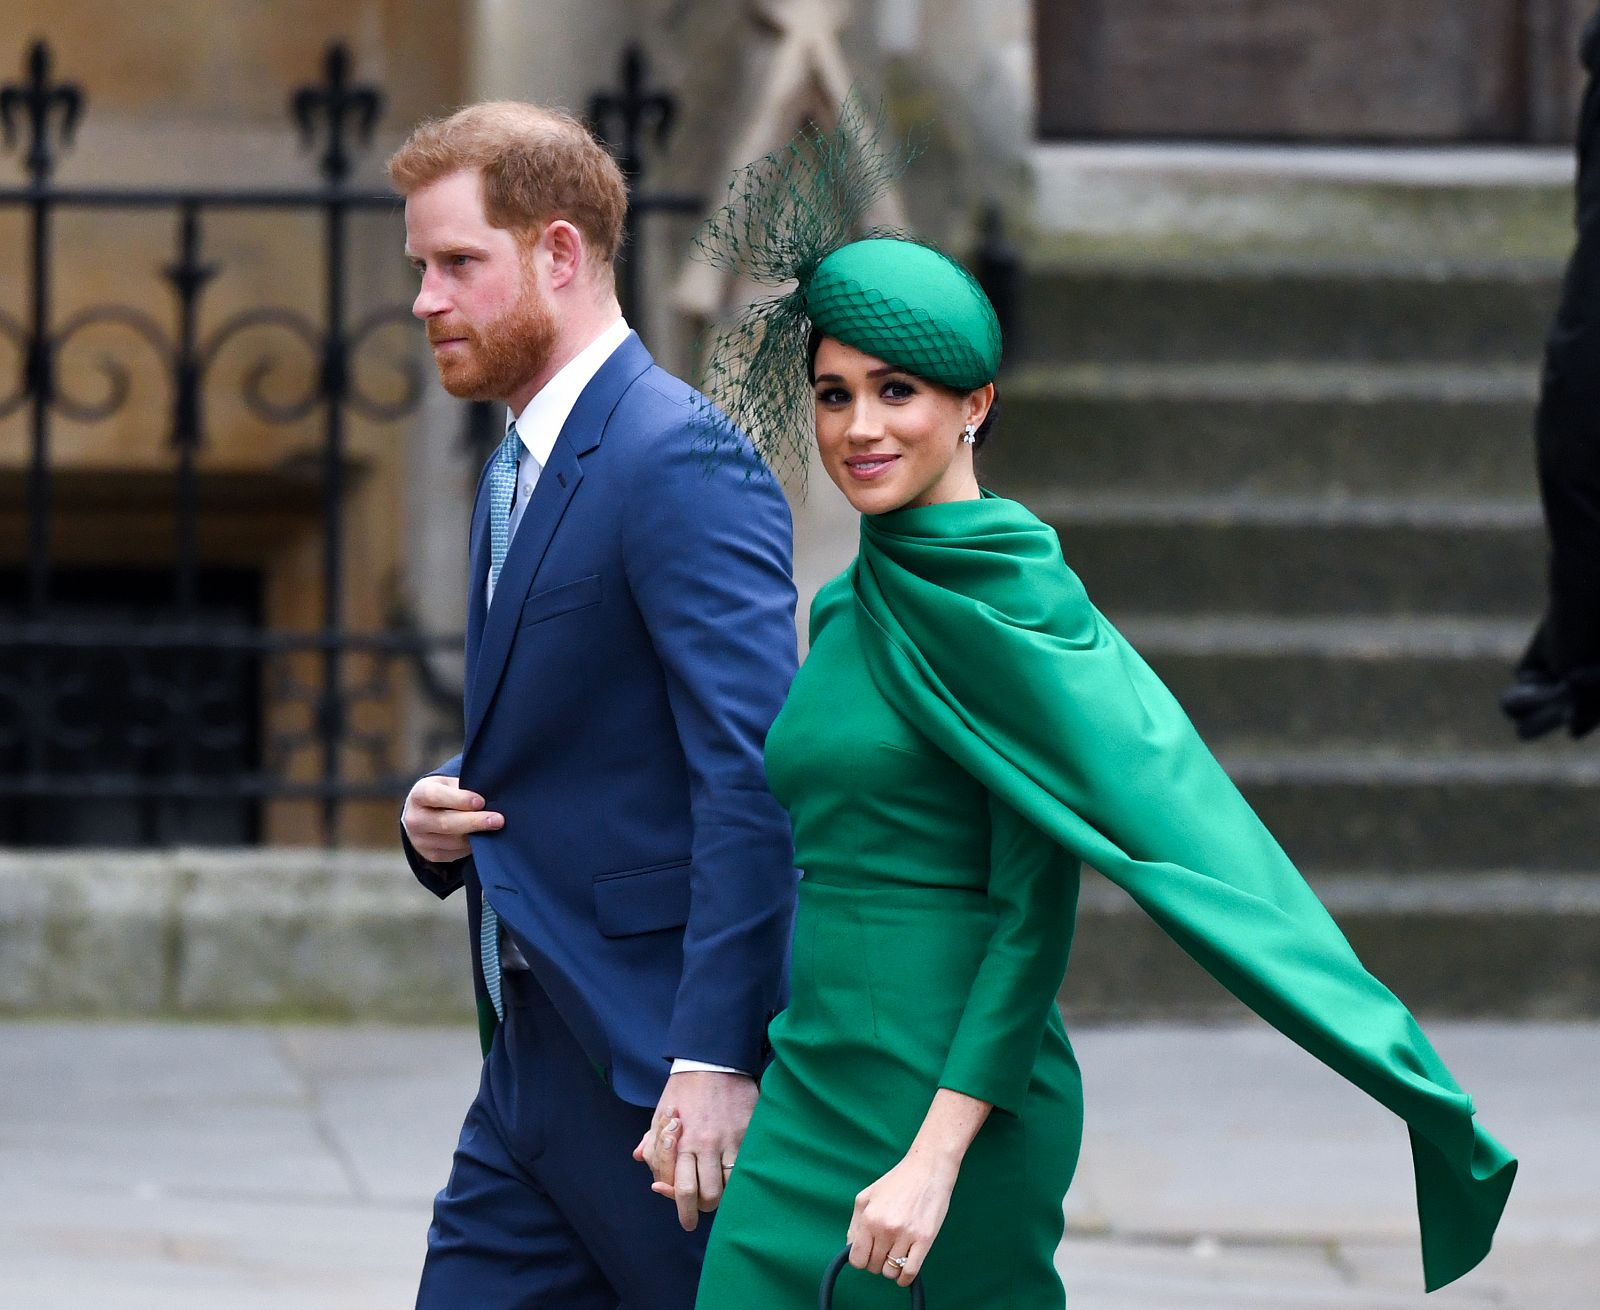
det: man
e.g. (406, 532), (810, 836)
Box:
(391, 102), (798, 1309)
(1502, 5), (1600, 740)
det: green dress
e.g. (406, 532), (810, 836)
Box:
(695, 494), (1514, 1309)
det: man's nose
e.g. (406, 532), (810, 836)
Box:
(412, 271), (447, 320)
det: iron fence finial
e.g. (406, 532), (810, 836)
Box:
(587, 44), (677, 182)
(289, 42), (384, 186)
(0, 40), (84, 185)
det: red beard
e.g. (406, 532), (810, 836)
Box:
(427, 278), (559, 403)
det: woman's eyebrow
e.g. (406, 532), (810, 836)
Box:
(814, 368), (906, 383)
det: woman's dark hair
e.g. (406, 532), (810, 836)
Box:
(806, 326), (999, 449)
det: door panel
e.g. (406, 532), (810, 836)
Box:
(1037, 0), (1592, 143)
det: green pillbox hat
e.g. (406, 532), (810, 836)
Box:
(804, 238), (1002, 391)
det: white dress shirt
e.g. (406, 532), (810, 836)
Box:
(486, 314), (633, 609)
(485, 315), (745, 1079)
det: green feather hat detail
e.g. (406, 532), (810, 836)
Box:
(693, 104), (1002, 475)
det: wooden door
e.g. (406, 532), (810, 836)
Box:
(1037, 0), (1593, 143)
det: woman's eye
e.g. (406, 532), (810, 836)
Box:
(816, 387), (848, 405)
(882, 380), (915, 400)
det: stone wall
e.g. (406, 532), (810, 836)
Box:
(0, 849), (471, 1018)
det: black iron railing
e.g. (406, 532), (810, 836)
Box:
(0, 42), (435, 846)
(587, 45), (704, 317)
(0, 37), (1013, 848)
(0, 41), (692, 847)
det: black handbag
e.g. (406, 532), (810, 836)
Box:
(819, 1246), (926, 1309)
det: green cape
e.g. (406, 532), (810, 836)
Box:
(849, 493), (1515, 1293)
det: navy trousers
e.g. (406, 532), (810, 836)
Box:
(416, 971), (710, 1309)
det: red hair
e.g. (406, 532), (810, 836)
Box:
(388, 101), (627, 265)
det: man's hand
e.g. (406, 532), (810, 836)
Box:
(402, 775), (503, 864)
(633, 1071), (757, 1231)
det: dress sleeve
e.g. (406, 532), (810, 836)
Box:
(938, 794), (1077, 1116)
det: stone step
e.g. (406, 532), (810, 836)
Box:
(985, 363), (1539, 499)
(1012, 257), (1561, 366)
(1218, 750), (1599, 872)
(5, 850), (1594, 1023)
(0, 850), (471, 1021)
(1066, 868), (1600, 1020)
(1029, 143), (1574, 264)
(1029, 494), (1546, 617)
(1016, 149), (1592, 1020)
(1119, 616), (1535, 752)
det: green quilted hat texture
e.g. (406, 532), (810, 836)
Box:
(691, 102), (1003, 475)
(805, 238), (1002, 391)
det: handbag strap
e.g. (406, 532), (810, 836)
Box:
(819, 1246), (926, 1309)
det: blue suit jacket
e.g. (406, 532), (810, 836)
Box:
(405, 333), (799, 1107)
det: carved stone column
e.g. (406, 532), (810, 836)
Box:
(469, 0), (633, 110)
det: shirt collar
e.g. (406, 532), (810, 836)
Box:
(508, 316), (632, 467)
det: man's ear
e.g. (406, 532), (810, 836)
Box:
(543, 220), (586, 291)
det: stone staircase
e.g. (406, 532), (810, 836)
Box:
(988, 230), (1600, 1019)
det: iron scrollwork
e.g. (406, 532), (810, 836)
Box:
(47, 305), (175, 423)
(0, 309), (29, 419)
(344, 306), (425, 422)
(0, 40), (446, 846)
(197, 306), (328, 426)
(0, 39), (695, 846)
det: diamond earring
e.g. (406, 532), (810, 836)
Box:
(960, 423), (977, 445)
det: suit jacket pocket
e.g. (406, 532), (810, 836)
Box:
(519, 573), (602, 628)
(593, 858), (692, 937)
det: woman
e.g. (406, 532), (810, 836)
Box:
(652, 129), (1515, 1309)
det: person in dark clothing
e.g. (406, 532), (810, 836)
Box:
(1503, 8), (1600, 740)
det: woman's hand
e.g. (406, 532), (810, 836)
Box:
(845, 1088), (992, 1288)
(846, 1150), (958, 1287)
(632, 1105), (679, 1183)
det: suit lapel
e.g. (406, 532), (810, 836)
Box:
(465, 438), (583, 742)
(463, 333), (654, 746)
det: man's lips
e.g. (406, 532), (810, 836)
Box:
(427, 322), (471, 349)
(843, 453), (899, 480)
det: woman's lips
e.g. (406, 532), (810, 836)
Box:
(844, 454), (899, 481)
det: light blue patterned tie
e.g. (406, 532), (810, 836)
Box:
(479, 422), (522, 1021)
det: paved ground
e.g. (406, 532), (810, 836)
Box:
(1, 1019), (1594, 1308)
